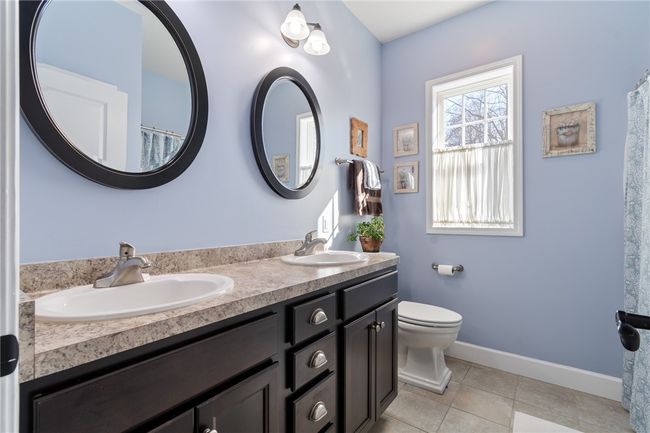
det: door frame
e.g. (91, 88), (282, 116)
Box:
(0, 0), (20, 431)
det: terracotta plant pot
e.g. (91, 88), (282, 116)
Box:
(359, 236), (383, 253)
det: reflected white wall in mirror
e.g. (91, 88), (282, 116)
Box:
(262, 79), (317, 189)
(33, 0), (192, 173)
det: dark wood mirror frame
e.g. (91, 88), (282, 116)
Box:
(250, 67), (322, 200)
(20, 0), (209, 189)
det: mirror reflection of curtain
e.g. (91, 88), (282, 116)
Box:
(141, 129), (183, 171)
(296, 112), (316, 186)
(622, 76), (650, 433)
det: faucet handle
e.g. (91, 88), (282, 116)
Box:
(305, 230), (318, 242)
(119, 242), (135, 259)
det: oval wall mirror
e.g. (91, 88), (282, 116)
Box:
(20, 0), (208, 189)
(251, 67), (322, 199)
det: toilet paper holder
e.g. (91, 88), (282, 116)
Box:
(431, 263), (464, 273)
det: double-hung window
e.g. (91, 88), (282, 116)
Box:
(426, 56), (523, 235)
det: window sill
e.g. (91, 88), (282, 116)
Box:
(426, 225), (523, 237)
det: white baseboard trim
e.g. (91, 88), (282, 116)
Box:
(446, 341), (622, 401)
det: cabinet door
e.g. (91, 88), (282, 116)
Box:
(342, 310), (376, 433)
(146, 410), (194, 433)
(375, 298), (399, 416)
(196, 363), (279, 433)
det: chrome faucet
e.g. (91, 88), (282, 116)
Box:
(294, 230), (327, 256)
(94, 242), (151, 288)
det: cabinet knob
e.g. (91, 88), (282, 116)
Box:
(309, 401), (328, 422)
(370, 321), (386, 332)
(310, 308), (328, 325)
(308, 350), (328, 369)
(202, 416), (218, 433)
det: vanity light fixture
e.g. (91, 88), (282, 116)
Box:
(280, 4), (330, 56)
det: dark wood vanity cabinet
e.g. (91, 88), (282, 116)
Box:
(20, 267), (398, 433)
(342, 298), (399, 433)
(147, 410), (195, 433)
(196, 363), (279, 433)
(146, 363), (279, 433)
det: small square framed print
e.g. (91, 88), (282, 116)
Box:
(543, 102), (596, 157)
(272, 154), (289, 182)
(393, 161), (418, 193)
(393, 123), (418, 157)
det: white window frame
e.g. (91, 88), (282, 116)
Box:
(295, 111), (316, 186)
(425, 55), (523, 236)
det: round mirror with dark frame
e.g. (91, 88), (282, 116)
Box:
(20, 0), (208, 189)
(251, 67), (322, 199)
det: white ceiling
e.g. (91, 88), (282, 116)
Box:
(343, 0), (490, 43)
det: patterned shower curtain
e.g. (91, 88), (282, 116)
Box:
(140, 129), (183, 172)
(623, 76), (650, 433)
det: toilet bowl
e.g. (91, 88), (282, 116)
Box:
(398, 301), (462, 394)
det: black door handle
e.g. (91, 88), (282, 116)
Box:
(615, 310), (650, 352)
(0, 334), (19, 377)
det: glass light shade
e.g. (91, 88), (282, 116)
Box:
(280, 8), (309, 41)
(303, 28), (330, 56)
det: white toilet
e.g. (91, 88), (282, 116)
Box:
(398, 301), (462, 394)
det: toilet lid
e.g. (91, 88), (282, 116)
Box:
(398, 301), (462, 326)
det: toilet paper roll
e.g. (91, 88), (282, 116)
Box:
(437, 264), (455, 276)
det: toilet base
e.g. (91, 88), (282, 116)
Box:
(398, 346), (452, 394)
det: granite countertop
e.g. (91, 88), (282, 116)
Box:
(21, 251), (399, 381)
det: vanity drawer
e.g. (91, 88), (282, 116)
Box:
(32, 314), (278, 433)
(341, 271), (397, 321)
(291, 293), (336, 345)
(291, 331), (336, 390)
(292, 371), (336, 433)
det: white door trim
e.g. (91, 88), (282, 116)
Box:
(0, 0), (20, 431)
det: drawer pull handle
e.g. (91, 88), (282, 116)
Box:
(310, 308), (328, 325)
(308, 350), (328, 369)
(309, 401), (328, 422)
(203, 429), (217, 433)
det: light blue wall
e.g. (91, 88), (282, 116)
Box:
(141, 69), (192, 137)
(381, 1), (650, 377)
(34, 1), (143, 171)
(21, 1), (381, 263)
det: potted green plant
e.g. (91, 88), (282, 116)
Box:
(347, 216), (384, 252)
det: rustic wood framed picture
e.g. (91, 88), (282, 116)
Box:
(543, 102), (596, 157)
(393, 123), (418, 157)
(350, 117), (368, 157)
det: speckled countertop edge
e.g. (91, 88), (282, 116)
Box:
(24, 252), (399, 381)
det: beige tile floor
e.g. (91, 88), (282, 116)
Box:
(370, 357), (634, 433)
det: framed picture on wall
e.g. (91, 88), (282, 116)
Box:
(350, 117), (368, 157)
(393, 161), (418, 193)
(393, 123), (418, 157)
(272, 154), (289, 182)
(543, 102), (596, 157)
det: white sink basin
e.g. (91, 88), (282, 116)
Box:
(35, 273), (234, 322)
(281, 251), (368, 266)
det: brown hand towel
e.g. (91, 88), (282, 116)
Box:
(350, 160), (383, 216)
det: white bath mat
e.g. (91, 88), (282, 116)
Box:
(513, 412), (583, 433)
